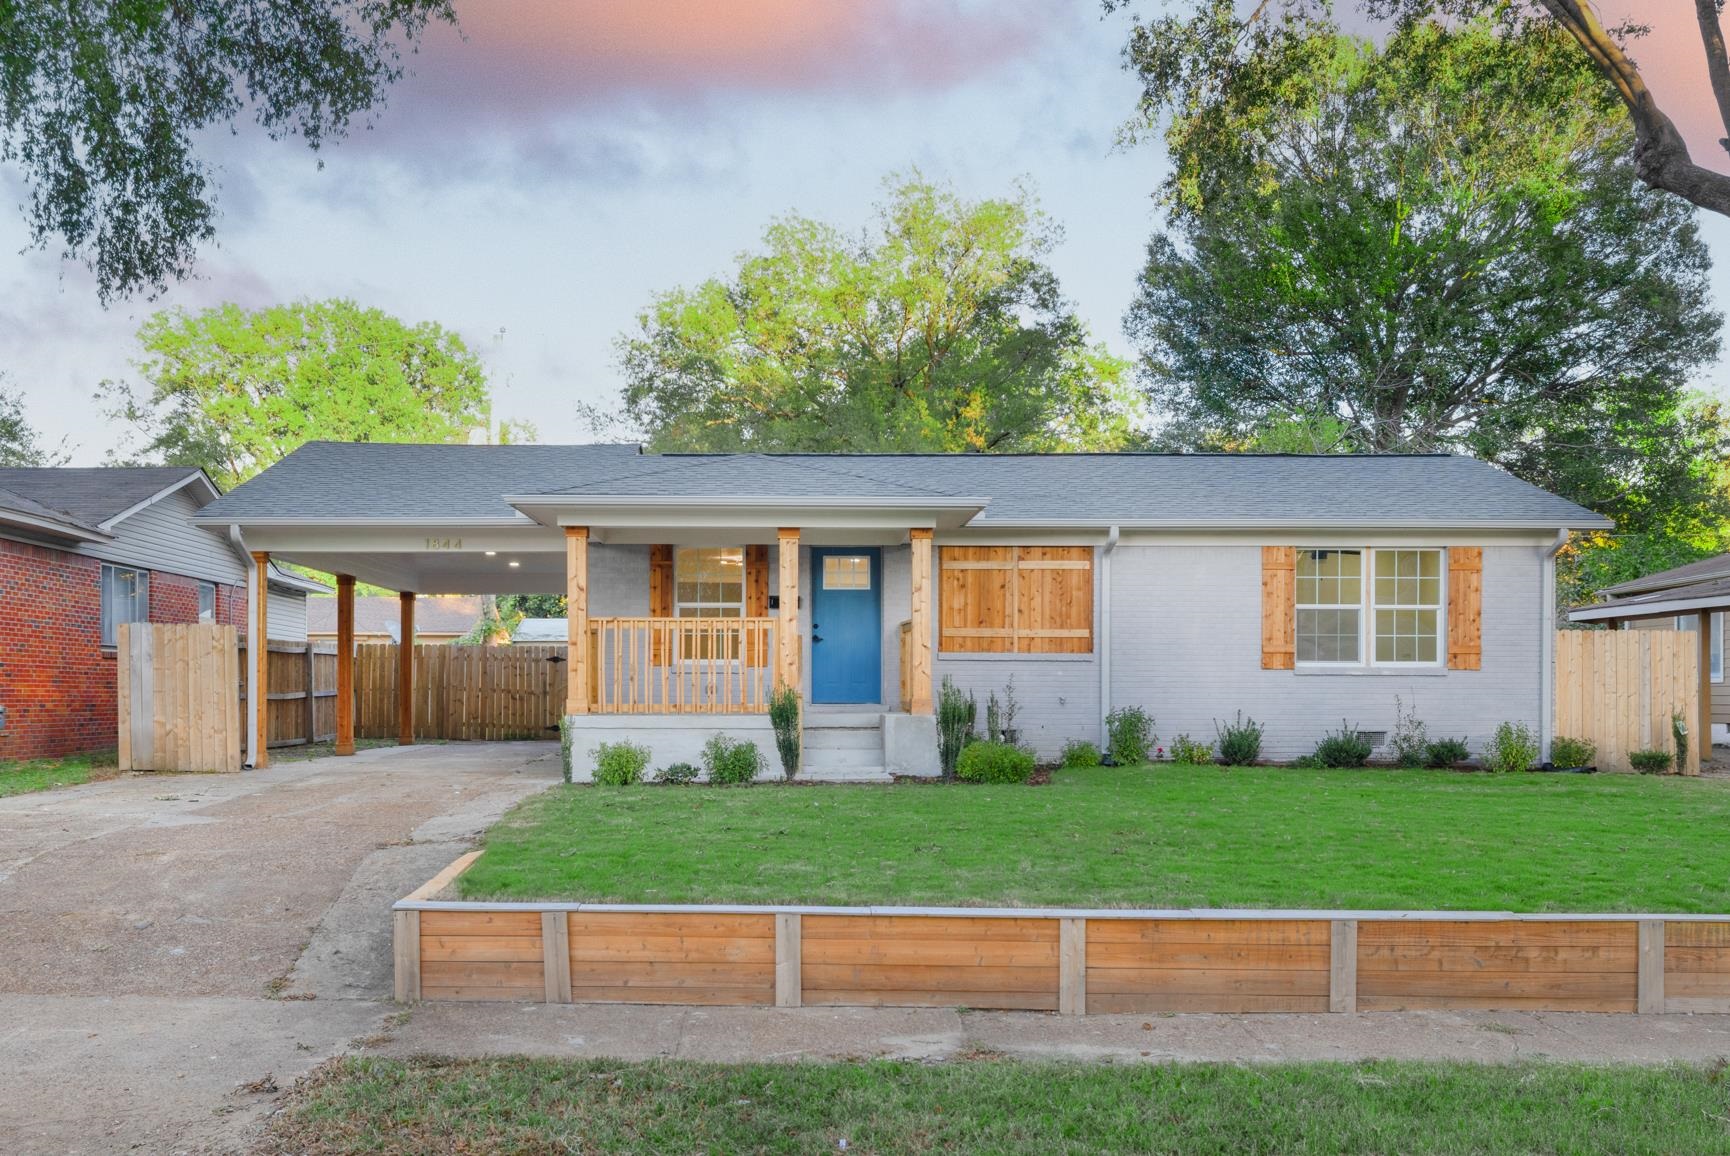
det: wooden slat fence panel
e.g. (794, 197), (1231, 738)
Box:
(801, 915), (1060, 1011)
(564, 912), (775, 1006)
(117, 623), (242, 772)
(237, 640), (338, 749)
(1085, 918), (1330, 1014)
(1357, 920), (1638, 1013)
(352, 643), (568, 740)
(1554, 630), (1699, 774)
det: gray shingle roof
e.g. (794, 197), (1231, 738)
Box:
(0, 466), (206, 528)
(195, 442), (1608, 529)
(1600, 553), (1730, 598)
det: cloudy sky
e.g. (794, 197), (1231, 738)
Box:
(3, 0), (1728, 465)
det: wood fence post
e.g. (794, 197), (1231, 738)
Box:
(304, 644), (316, 747)
(775, 912), (802, 1008)
(335, 574), (356, 755)
(251, 553), (271, 767)
(393, 909), (421, 1003)
(1059, 917), (1086, 1016)
(542, 910), (572, 1004)
(1638, 920), (1665, 1014)
(1330, 919), (1358, 1013)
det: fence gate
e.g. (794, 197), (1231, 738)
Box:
(1554, 629), (1701, 774)
(117, 623), (242, 772)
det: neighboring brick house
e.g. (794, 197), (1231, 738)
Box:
(0, 467), (323, 761)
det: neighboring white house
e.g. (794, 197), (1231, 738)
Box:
(510, 617), (568, 644)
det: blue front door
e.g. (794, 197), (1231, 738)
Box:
(810, 548), (881, 704)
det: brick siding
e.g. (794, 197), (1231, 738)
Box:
(0, 538), (245, 761)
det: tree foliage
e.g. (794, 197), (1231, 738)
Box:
(0, 1), (454, 301)
(598, 175), (1141, 454)
(0, 379), (69, 467)
(103, 299), (494, 489)
(1121, 15), (1727, 550)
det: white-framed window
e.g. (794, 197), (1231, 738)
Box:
(1297, 547), (1446, 668)
(198, 582), (217, 624)
(1675, 613), (1724, 683)
(674, 547), (744, 660)
(100, 564), (149, 648)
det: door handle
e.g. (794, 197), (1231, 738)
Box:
(812, 634), (824, 644)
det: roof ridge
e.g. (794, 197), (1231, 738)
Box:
(766, 456), (967, 498)
(530, 454), (728, 495)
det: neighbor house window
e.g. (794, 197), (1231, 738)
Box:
(1295, 549), (1363, 664)
(100, 564), (149, 647)
(1675, 613), (1725, 683)
(1295, 548), (1445, 667)
(198, 582), (217, 624)
(675, 547), (744, 659)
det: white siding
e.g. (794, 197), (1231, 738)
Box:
(80, 485), (245, 585)
(267, 589), (307, 641)
(1109, 542), (1546, 762)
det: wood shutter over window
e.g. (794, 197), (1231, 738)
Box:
(1261, 546), (1296, 670)
(744, 544), (769, 667)
(649, 545), (673, 663)
(1447, 546), (1483, 670)
(939, 546), (1092, 654)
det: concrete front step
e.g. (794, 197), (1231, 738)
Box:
(804, 726), (883, 751)
(801, 766), (892, 783)
(804, 745), (884, 770)
(805, 710), (886, 729)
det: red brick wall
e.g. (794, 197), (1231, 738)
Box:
(0, 538), (245, 761)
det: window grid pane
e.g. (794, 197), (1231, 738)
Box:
(1296, 550), (1362, 663)
(1371, 549), (1442, 664)
(822, 555), (871, 590)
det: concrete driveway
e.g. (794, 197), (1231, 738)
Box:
(0, 741), (561, 1155)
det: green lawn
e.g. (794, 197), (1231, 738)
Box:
(261, 1055), (1730, 1155)
(460, 765), (1730, 911)
(0, 752), (118, 798)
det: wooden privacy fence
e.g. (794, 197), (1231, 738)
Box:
(355, 642), (567, 741)
(1555, 630), (1700, 774)
(396, 856), (1725, 1015)
(118, 623), (241, 772)
(239, 639), (337, 750)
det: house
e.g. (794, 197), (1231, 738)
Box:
(510, 617), (567, 645)
(1566, 553), (1730, 744)
(194, 443), (1607, 776)
(306, 594), (480, 645)
(0, 466), (324, 760)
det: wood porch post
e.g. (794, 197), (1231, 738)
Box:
(566, 527), (589, 715)
(335, 574), (356, 756)
(398, 591), (415, 745)
(777, 528), (800, 694)
(251, 552), (270, 768)
(1699, 610), (1713, 776)
(908, 528), (934, 714)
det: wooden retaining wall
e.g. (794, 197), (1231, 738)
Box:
(394, 858), (1730, 1015)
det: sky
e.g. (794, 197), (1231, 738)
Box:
(2, 0), (1728, 465)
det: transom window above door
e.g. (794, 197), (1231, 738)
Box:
(674, 547), (744, 619)
(822, 554), (872, 590)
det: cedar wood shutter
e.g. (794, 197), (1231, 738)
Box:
(649, 545), (673, 663)
(1447, 546), (1483, 670)
(1260, 546), (1296, 670)
(938, 546), (1092, 654)
(745, 544), (769, 666)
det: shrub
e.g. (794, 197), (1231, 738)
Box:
(1214, 712), (1264, 767)
(1674, 713), (1690, 773)
(1106, 706), (1156, 766)
(702, 734), (764, 785)
(559, 716), (575, 783)
(955, 740), (1036, 784)
(768, 685), (801, 781)
(1630, 748), (1674, 775)
(1169, 734), (1215, 765)
(937, 677), (977, 781)
(1549, 736), (1597, 770)
(1388, 696), (1429, 769)
(592, 740), (651, 786)
(1311, 723), (1373, 768)
(1059, 739), (1101, 768)
(985, 691), (1003, 743)
(1424, 737), (1472, 769)
(1485, 721), (1539, 774)
(656, 761), (699, 784)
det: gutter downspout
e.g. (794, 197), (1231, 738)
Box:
(231, 526), (259, 769)
(1540, 528), (1569, 764)
(1100, 525), (1120, 747)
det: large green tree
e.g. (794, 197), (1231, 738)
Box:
(598, 176), (1141, 454)
(1122, 18), (1727, 556)
(103, 299), (507, 488)
(0, 1), (454, 301)
(0, 378), (68, 467)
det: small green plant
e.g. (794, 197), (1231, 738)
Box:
(985, 691), (1003, 743)
(1673, 713), (1690, 773)
(1106, 706), (1156, 766)
(1630, 748), (1674, 775)
(1291, 753), (1326, 769)
(1549, 736), (1597, 770)
(656, 761), (700, 784)
(558, 716), (575, 783)
(768, 685), (801, 781)
(1485, 721), (1539, 774)
(1214, 712), (1264, 767)
(591, 740), (651, 786)
(1059, 739), (1101, 768)
(1388, 696), (1429, 769)
(1423, 737), (1472, 769)
(1310, 723), (1373, 768)
(702, 734), (764, 785)
(956, 740), (1036, 784)
(1000, 675), (1021, 742)
(936, 677), (977, 781)
(1169, 734), (1215, 765)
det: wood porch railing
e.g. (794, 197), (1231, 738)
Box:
(587, 617), (777, 713)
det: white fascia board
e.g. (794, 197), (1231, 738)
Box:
(1570, 596), (1730, 622)
(0, 511), (111, 544)
(241, 525), (559, 554)
(99, 469), (217, 531)
(193, 514), (540, 528)
(979, 517), (1609, 531)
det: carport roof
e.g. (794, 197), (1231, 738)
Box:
(193, 441), (1611, 530)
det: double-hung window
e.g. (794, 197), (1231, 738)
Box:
(1296, 548), (1445, 668)
(100, 564), (149, 648)
(198, 582), (217, 624)
(674, 547), (744, 659)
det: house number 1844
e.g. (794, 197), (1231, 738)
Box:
(424, 537), (464, 550)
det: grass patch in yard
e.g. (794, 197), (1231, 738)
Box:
(0, 751), (118, 798)
(460, 765), (1730, 911)
(261, 1055), (1730, 1155)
